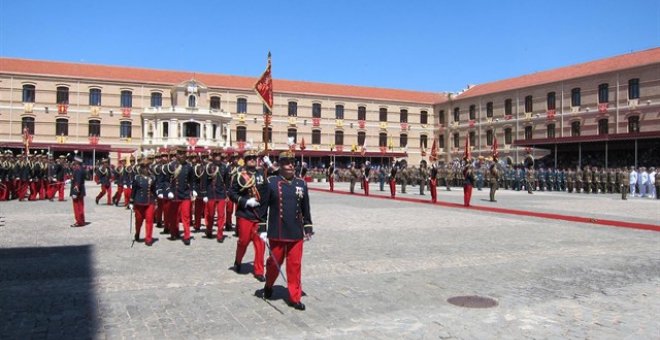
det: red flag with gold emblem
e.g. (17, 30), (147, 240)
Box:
(254, 52), (273, 112)
(300, 137), (306, 151)
(430, 138), (438, 161)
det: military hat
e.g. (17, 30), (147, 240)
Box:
(244, 149), (259, 159)
(211, 148), (223, 155)
(101, 158), (109, 163)
(278, 150), (295, 161)
(175, 146), (187, 154)
(59, 155), (65, 159)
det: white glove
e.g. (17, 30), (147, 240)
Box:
(167, 192), (174, 199)
(124, 185), (129, 189)
(263, 156), (272, 167)
(65, 179), (71, 184)
(192, 190), (198, 198)
(71, 195), (77, 199)
(128, 204), (134, 210)
(203, 196), (208, 203)
(259, 232), (268, 242)
(157, 194), (164, 199)
(246, 197), (260, 208)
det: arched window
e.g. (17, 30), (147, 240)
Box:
(188, 95), (196, 108)
(628, 78), (640, 99)
(56, 118), (69, 136)
(504, 128), (512, 145)
(89, 88), (102, 106)
(598, 84), (609, 103)
(335, 130), (344, 145)
(120, 90), (132, 108)
(453, 133), (460, 148)
(120, 121), (132, 138)
(312, 130), (321, 144)
(571, 121), (581, 137)
(162, 122), (169, 138)
(400, 109), (408, 123)
(571, 88), (581, 107)
(379, 108), (387, 122)
(312, 103), (322, 118)
(598, 119), (609, 135)
(469, 131), (476, 146)
(399, 134), (408, 148)
(287, 128), (297, 143)
(358, 106), (366, 121)
(288, 101), (297, 117)
(56, 86), (69, 104)
(420, 110), (428, 124)
(335, 105), (344, 119)
(453, 107), (460, 122)
(504, 99), (512, 115)
(183, 122), (200, 137)
(88, 119), (101, 136)
(420, 135), (428, 149)
(486, 103), (493, 118)
(22, 117), (35, 134)
(628, 116), (640, 133)
(22, 84), (36, 103)
(236, 126), (247, 141)
(524, 126), (533, 140)
(379, 133), (387, 147)
(524, 96), (533, 113)
(357, 131), (366, 146)
(210, 96), (221, 110)
(237, 98), (247, 113)
(547, 124), (556, 139)
(547, 92), (556, 110)
(151, 92), (162, 108)
(468, 105), (476, 120)
(486, 130), (493, 146)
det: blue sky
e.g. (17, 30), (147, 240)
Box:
(1, 0), (658, 93)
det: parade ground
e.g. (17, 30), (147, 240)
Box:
(1, 182), (658, 339)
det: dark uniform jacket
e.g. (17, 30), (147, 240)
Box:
(130, 174), (157, 206)
(203, 162), (228, 200)
(260, 175), (313, 241)
(228, 167), (268, 221)
(70, 165), (86, 197)
(96, 165), (111, 185)
(165, 161), (194, 201)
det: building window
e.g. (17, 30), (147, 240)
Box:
(504, 128), (512, 145)
(312, 103), (322, 118)
(56, 86), (69, 104)
(150, 92), (162, 108)
(420, 134), (428, 149)
(379, 108), (388, 122)
(547, 92), (556, 110)
(237, 98), (247, 113)
(188, 95), (196, 108)
(598, 83), (609, 103)
(210, 96), (221, 110)
(312, 130), (321, 144)
(379, 133), (387, 147)
(89, 88), (102, 106)
(399, 134), (408, 148)
(547, 124), (556, 138)
(438, 135), (444, 149)
(571, 121), (581, 137)
(400, 109), (408, 123)
(420, 110), (428, 124)
(288, 101), (298, 117)
(335, 130), (344, 145)
(571, 88), (581, 107)
(183, 122), (200, 137)
(453, 107), (460, 122)
(22, 84), (35, 103)
(486, 130), (493, 146)
(262, 127), (272, 143)
(439, 110), (445, 124)
(628, 116), (640, 133)
(55, 118), (69, 136)
(524, 96), (533, 113)
(486, 102), (493, 118)
(236, 126), (246, 141)
(88, 119), (101, 136)
(469, 105), (476, 120)
(357, 131), (366, 146)
(335, 105), (344, 119)
(120, 90), (132, 108)
(120, 121), (132, 138)
(469, 131), (476, 146)
(453, 133), (460, 148)
(22, 117), (35, 134)
(358, 106), (366, 121)
(287, 128), (297, 143)
(598, 118), (609, 135)
(504, 99), (512, 115)
(628, 78), (640, 99)
(524, 126), (533, 140)
(162, 122), (169, 138)
(212, 123), (218, 139)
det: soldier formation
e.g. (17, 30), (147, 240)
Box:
(0, 150), (71, 202)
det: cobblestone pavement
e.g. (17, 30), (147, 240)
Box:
(1, 182), (658, 339)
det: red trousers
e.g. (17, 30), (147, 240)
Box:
(430, 179), (437, 203)
(265, 239), (304, 304)
(122, 187), (132, 207)
(134, 204), (154, 243)
(0, 181), (8, 200)
(225, 200), (235, 228)
(72, 196), (85, 225)
(363, 179), (370, 196)
(389, 179), (396, 198)
(29, 181), (38, 200)
(193, 198), (205, 230)
(38, 180), (46, 200)
(113, 185), (123, 204)
(46, 182), (65, 201)
(97, 184), (112, 205)
(329, 177), (334, 192)
(235, 217), (265, 275)
(18, 180), (28, 200)
(463, 184), (473, 207)
(161, 200), (171, 232)
(205, 199), (226, 238)
(155, 198), (164, 224)
(168, 199), (191, 240)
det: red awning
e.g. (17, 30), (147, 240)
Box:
(513, 131), (660, 147)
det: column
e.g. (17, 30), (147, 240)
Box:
(143, 119), (149, 143)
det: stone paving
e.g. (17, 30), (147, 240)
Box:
(0, 182), (658, 339)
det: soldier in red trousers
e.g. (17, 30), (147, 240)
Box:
(203, 148), (229, 242)
(95, 158), (112, 205)
(70, 156), (87, 227)
(259, 150), (314, 311)
(130, 158), (156, 246)
(164, 147), (195, 245)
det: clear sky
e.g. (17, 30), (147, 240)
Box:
(1, 0), (658, 93)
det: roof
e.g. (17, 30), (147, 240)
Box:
(0, 57), (446, 105)
(457, 47), (660, 100)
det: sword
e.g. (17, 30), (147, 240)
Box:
(129, 209), (135, 248)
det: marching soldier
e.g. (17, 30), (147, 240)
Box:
(429, 163), (438, 203)
(348, 162), (360, 194)
(575, 166), (583, 193)
(463, 162), (475, 207)
(418, 161), (428, 195)
(112, 159), (125, 206)
(363, 161), (371, 196)
(203, 149), (229, 242)
(567, 167), (575, 193)
(95, 158), (112, 205)
(620, 167), (629, 200)
(229, 149), (267, 281)
(488, 159), (500, 202)
(164, 147), (195, 245)
(225, 154), (239, 232)
(399, 163), (408, 194)
(121, 157), (136, 208)
(130, 158), (157, 246)
(593, 166), (601, 194)
(327, 162), (335, 192)
(389, 160), (398, 198)
(191, 153), (206, 231)
(70, 155), (86, 227)
(258, 150), (314, 311)
(525, 167), (535, 194)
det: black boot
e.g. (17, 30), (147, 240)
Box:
(287, 301), (305, 311)
(264, 285), (273, 299)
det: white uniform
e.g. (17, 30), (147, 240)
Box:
(639, 170), (648, 197)
(629, 170), (638, 196)
(647, 170), (655, 198)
